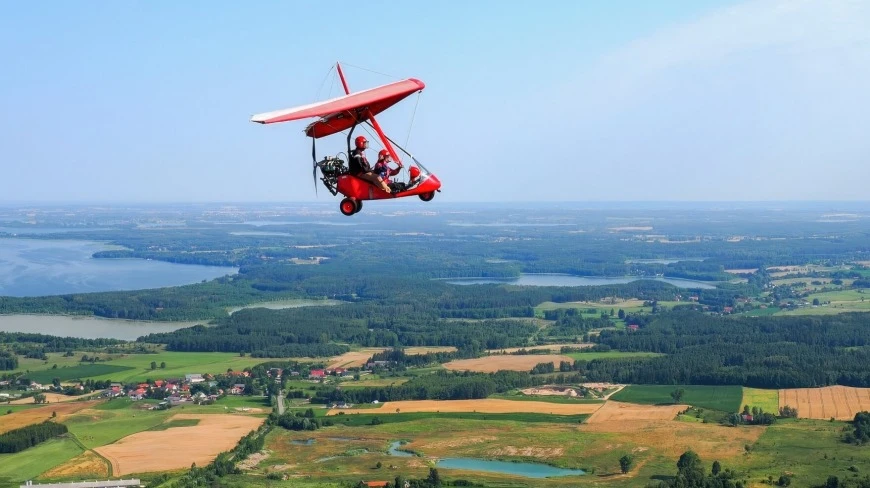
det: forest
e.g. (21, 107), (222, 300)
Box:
(584, 311), (870, 388)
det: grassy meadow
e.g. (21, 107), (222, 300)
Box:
(740, 387), (780, 414)
(565, 351), (665, 361)
(0, 438), (83, 486)
(611, 385), (743, 412)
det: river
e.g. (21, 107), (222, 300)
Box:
(0, 314), (201, 340)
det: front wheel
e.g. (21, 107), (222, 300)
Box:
(419, 192), (435, 202)
(340, 198), (357, 216)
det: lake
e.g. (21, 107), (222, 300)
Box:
(0, 314), (202, 340)
(444, 273), (717, 289)
(0, 238), (238, 297)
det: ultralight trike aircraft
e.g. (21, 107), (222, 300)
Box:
(250, 63), (441, 215)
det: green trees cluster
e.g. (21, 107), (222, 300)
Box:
(0, 421), (68, 453)
(0, 351), (17, 370)
(312, 370), (543, 405)
(651, 450), (745, 488)
(587, 311), (870, 388)
(0, 332), (123, 352)
(273, 409), (334, 431)
(844, 411), (870, 445)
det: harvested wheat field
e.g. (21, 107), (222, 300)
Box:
(580, 418), (766, 460)
(328, 399), (603, 416)
(487, 343), (590, 354)
(0, 401), (99, 434)
(779, 385), (870, 420)
(404, 346), (457, 355)
(9, 392), (82, 405)
(327, 347), (456, 369)
(95, 414), (264, 475)
(586, 401), (687, 423)
(327, 348), (386, 369)
(444, 354), (573, 373)
(43, 451), (109, 478)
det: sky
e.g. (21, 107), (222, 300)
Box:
(1, 1), (869, 203)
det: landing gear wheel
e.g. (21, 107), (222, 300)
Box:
(419, 191), (435, 202)
(354, 200), (363, 213)
(340, 198), (357, 216)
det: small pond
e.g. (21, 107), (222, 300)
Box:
(437, 458), (585, 478)
(387, 441), (584, 478)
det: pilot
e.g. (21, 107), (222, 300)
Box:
(349, 136), (391, 193)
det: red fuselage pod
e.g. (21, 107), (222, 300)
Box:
(337, 173), (442, 201)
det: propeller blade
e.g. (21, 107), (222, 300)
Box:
(312, 161), (318, 196)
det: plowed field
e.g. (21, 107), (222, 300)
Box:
(444, 354), (573, 373)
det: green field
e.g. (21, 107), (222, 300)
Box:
(330, 411), (590, 426)
(742, 306), (781, 317)
(566, 351), (665, 361)
(742, 419), (870, 487)
(81, 351), (271, 382)
(66, 407), (173, 448)
(740, 387), (779, 413)
(148, 418), (200, 431)
(490, 392), (605, 404)
(806, 289), (869, 302)
(22, 364), (135, 383)
(0, 438), (83, 486)
(610, 385), (742, 412)
(10, 351), (272, 383)
(215, 394), (272, 410)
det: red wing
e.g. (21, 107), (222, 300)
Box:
(251, 78), (424, 139)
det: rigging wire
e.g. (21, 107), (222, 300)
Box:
(405, 92), (421, 148)
(315, 65), (335, 101)
(339, 62), (398, 80)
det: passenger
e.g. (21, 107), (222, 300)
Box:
(408, 165), (422, 187)
(373, 149), (402, 187)
(348, 136), (390, 193)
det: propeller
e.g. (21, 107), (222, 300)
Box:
(312, 160), (318, 196)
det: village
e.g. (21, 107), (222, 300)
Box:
(1, 362), (389, 409)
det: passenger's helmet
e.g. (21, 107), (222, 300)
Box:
(378, 149), (390, 160)
(354, 136), (368, 149)
(409, 166), (421, 179)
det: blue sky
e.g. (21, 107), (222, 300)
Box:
(2, 1), (868, 203)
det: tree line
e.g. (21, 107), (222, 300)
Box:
(309, 370), (544, 404)
(0, 421), (68, 453)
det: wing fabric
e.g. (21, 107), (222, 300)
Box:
(251, 78), (424, 139)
